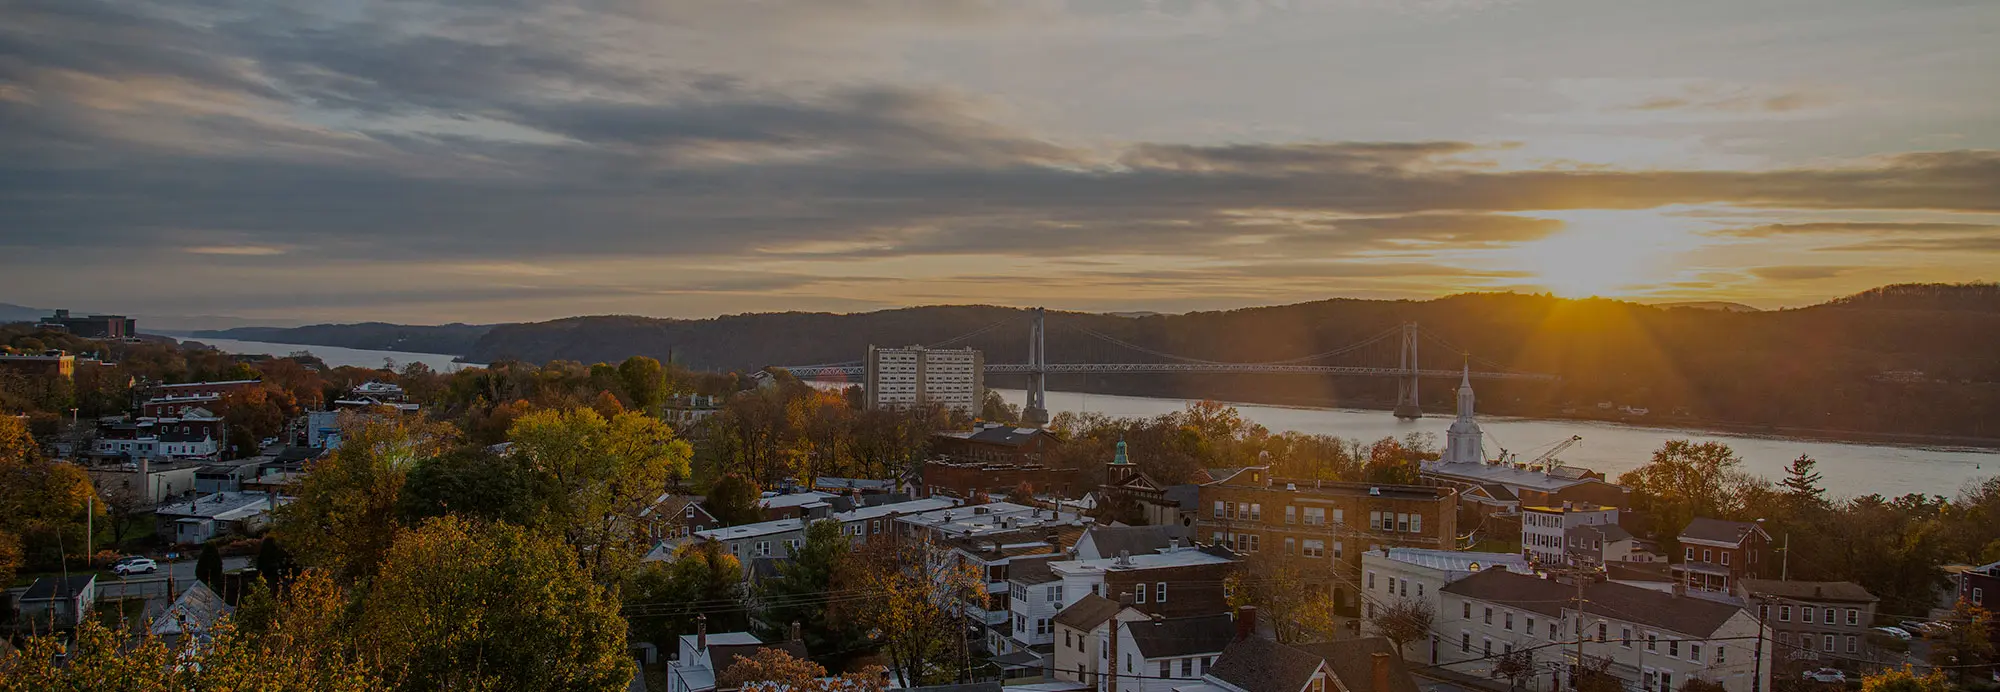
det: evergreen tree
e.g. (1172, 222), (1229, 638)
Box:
(706, 473), (764, 526)
(196, 543), (224, 591)
(254, 536), (296, 592)
(1780, 455), (1829, 511)
(755, 520), (865, 666)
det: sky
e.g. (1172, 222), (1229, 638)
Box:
(2, 0), (1997, 327)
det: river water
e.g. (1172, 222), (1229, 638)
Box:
(191, 337), (477, 372)
(995, 389), (1997, 500)
(192, 338), (1992, 498)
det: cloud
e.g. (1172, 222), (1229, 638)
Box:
(1711, 221), (2000, 237)
(185, 245), (288, 256)
(1747, 265), (1858, 281)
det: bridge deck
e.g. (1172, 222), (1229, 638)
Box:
(780, 363), (1553, 380)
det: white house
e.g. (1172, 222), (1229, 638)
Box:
(16, 575), (96, 629)
(1521, 502), (1619, 567)
(155, 491), (287, 544)
(1359, 548), (1532, 662)
(665, 623), (809, 692)
(1437, 569), (1770, 692)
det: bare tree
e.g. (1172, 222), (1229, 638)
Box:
(1367, 597), (1437, 654)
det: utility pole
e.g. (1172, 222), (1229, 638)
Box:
(1751, 598), (1767, 692)
(1780, 533), (1790, 582)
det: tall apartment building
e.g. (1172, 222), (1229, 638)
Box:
(1196, 468), (1458, 613)
(864, 346), (984, 416)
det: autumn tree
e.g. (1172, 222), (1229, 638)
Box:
(506, 407), (693, 580)
(0, 416), (101, 574)
(756, 520), (867, 664)
(618, 356), (670, 414)
(1859, 666), (1953, 692)
(625, 540), (750, 648)
(1490, 648), (1537, 690)
(1926, 599), (1994, 683)
(359, 516), (634, 692)
(1618, 440), (1758, 546)
(1368, 597), (1437, 655)
(1225, 552), (1341, 644)
(273, 414), (456, 581)
(719, 647), (888, 692)
(785, 389), (853, 487)
(835, 538), (982, 686)
(397, 445), (539, 526)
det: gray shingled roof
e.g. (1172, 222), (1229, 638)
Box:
(1739, 579), (1877, 604)
(1207, 637), (1327, 692)
(1053, 594), (1122, 631)
(1008, 556), (1059, 585)
(1438, 569), (1571, 618)
(1581, 580), (1745, 637)
(1127, 613), (1237, 659)
(1293, 638), (1421, 692)
(1081, 525), (1189, 560)
(21, 574), (94, 601)
(1678, 517), (1767, 546)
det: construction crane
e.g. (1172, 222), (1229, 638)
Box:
(1525, 435), (1583, 473)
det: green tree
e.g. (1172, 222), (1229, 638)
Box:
(756, 520), (865, 664)
(618, 356), (669, 414)
(0, 416), (101, 575)
(625, 541), (749, 648)
(272, 416), (455, 581)
(1618, 440), (1757, 546)
(255, 536), (297, 591)
(833, 539), (983, 687)
(507, 407), (694, 581)
(397, 446), (539, 525)
(197, 542), (225, 589)
(706, 473), (765, 526)
(360, 516), (634, 692)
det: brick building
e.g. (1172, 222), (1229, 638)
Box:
(1197, 467), (1458, 613)
(36, 310), (137, 339)
(1671, 517), (1772, 592)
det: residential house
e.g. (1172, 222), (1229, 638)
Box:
(149, 581), (233, 647)
(663, 394), (725, 432)
(155, 491), (287, 544)
(953, 524), (1086, 659)
(1437, 569), (1770, 692)
(1172, 631), (1422, 692)
(17, 575), (96, 629)
(142, 379), (263, 417)
(759, 491), (840, 521)
(681, 497), (962, 574)
(1057, 602), (1237, 692)
(1047, 545), (1239, 619)
(1958, 560), (1999, 649)
(1053, 595), (1124, 689)
(1738, 580), (1880, 671)
(87, 458), (201, 506)
(1565, 523), (1658, 566)
(1198, 467), (1458, 613)
(666, 622), (810, 692)
(1359, 548), (1531, 662)
(1671, 517), (1773, 592)
(1075, 525), (1193, 561)
(1519, 502), (1619, 567)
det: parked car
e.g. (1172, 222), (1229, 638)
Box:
(111, 557), (159, 575)
(1870, 626), (1913, 640)
(1801, 669), (1847, 684)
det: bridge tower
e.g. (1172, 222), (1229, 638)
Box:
(1393, 322), (1424, 419)
(1023, 307), (1050, 426)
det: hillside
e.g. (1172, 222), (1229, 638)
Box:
(458, 288), (2000, 439)
(194, 322), (496, 355)
(1817, 282), (2000, 312)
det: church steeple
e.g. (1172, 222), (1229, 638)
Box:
(1444, 356), (1485, 464)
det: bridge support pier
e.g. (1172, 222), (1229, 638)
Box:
(1023, 307), (1050, 426)
(1393, 322), (1423, 420)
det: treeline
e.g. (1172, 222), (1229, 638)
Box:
(191, 321), (495, 355)
(447, 284), (2000, 439)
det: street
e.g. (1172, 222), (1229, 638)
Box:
(98, 556), (254, 602)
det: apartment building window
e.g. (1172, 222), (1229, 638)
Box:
(1400, 580), (1409, 598)
(1846, 608), (1859, 626)
(1647, 633), (1657, 652)
(1715, 645), (1726, 664)
(1304, 507), (1325, 525)
(1369, 571), (1377, 590)
(1621, 626), (1632, 648)
(1685, 547), (1694, 560)
(1244, 534), (1260, 552)
(1660, 673), (1672, 692)
(1418, 583), (1425, 599)
(1668, 640), (1679, 657)
(1037, 618), (1052, 635)
(1135, 583), (1149, 604)
(1759, 604), (1770, 620)
(1016, 615), (1027, 633)
(1463, 601), (1471, 618)
(1527, 616), (1536, 635)
(1779, 605), (1792, 622)
(1214, 531), (1226, 546)
(1249, 503), (1262, 521)
(1285, 538), (1297, 555)
(1397, 513), (1411, 532)
(1484, 607), (1493, 625)
(1846, 635), (1858, 653)
(1157, 582), (1167, 602)
(1501, 612), (1513, 630)
(1286, 506), (1297, 524)
(1720, 552), (1730, 566)
(1226, 502), (1237, 518)
(1382, 513), (1396, 532)
(1483, 639), (1492, 657)
(1823, 635), (1836, 652)
(1334, 541), (1344, 559)
(1802, 606), (1815, 624)
(757, 541), (771, 556)
(1461, 632), (1471, 653)
(1214, 501), (1225, 519)
(1597, 623), (1607, 642)
(1643, 671), (1657, 692)
(1303, 539), (1325, 558)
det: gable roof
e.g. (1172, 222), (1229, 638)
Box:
(1293, 638), (1422, 692)
(1442, 569), (1747, 637)
(1738, 579), (1878, 604)
(964, 425), (1056, 447)
(1439, 568), (1572, 618)
(150, 581), (233, 637)
(1054, 594), (1122, 631)
(1079, 524), (1190, 560)
(21, 574), (95, 601)
(1206, 637), (1327, 692)
(1127, 613), (1237, 659)
(1678, 517), (1769, 546)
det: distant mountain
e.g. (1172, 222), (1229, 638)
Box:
(194, 322), (497, 355)
(1813, 282), (2000, 313)
(1653, 301), (1760, 313)
(462, 288), (2000, 439)
(0, 303), (45, 323)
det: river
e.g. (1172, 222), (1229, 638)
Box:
(995, 389), (1997, 500)
(190, 337), (476, 372)
(192, 338), (1993, 498)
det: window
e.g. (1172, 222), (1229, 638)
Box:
(1135, 583), (1149, 604)
(1214, 531), (1226, 546)
(1620, 626), (1633, 648)
(1668, 640), (1679, 657)
(1823, 635), (1836, 652)
(1249, 503), (1262, 521)
(1126, 654), (1132, 673)
(1703, 549), (1713, 562)
(1759, 604), (1770, 620)
(1037, 618), (1052, 635)
(1845, 635), (1857, 654)
(1093, 583), (1103, 597)
(1201, 657), (1212, 674)
(1370, 511), (1382, 529)
(1367, 603), (1376, 619)
(1066, 632), (1072, 648)
(1226, 501), (1237, 518)
(1461, 632), (1471, 653)
(1505, 612), (1514, 630)
(1418, 583), (1424, 599)
(1647, 633), (1657, 652)
(1779, 605), (1792, 622)
(1160, 661), (1170, 678)
(1285, 537), (1296, 555)
(1213, 501), (1225, 518)
(1719, 551), (1729, 566)
(1305, 507), (1325, 525)
(1016, 614), (1026, 632)
(1548, 622), (1558, 640)
(1400, 580), (1408, 598)
(1847, 608), (1860, 626)
(1410, 515), (1422, 533)
(1463, 601), (1471, 618)
(1483, 638), (1492, 657)
(1527, 617), (1536, 634)
(1484, 607), (1493, 625)
(1685, 547), (1695, 560)
(1334, 541), (1345, 559)
(1369, 571), (1377, 590)
(757, 541), (771, 556)
(1382, 513), (1396, 532)
(1286, 506), (1297, 524)
(1397, 513), (1411, 532)
(1303, 539), (1325, 558)
(1802, 606), (1816, 624)
(1333, 509), (1345, 524)
(1597, 623), (1606, 642)
(1643, 671), (1657, 692)
(1182, 658), (1193, 676)
(1245, 534), (1260, 552)
(1660, 672), (1672, 692)
(1715, 646), (1726, 664)
(1157, 582), (1167, 602)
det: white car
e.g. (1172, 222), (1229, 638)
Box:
(111, 557), (159, 576)
(1870, 626), (1913, 640)
(1801, 669), (1847, 684)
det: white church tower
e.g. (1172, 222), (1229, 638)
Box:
(1443, 362), (1485, 464)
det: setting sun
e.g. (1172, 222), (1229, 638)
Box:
(1506, 210), (1708, 298)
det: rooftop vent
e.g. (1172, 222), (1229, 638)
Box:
(1369, 487), (1381, 496)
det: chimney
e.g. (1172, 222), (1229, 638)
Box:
(697, 614), (708, 651)
(1371, 652), (1391, 692)
(1235, 606), (1257, 641)
(1118, 549), (1131, 567)
(790, 620), (802, 642)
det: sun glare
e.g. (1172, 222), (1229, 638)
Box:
(1506, 210), (1706, 298)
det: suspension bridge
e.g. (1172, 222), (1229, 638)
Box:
(775, 308), (1556, 425)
